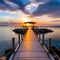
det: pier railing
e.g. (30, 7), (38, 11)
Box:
(0, 27), (28, 60)
(32, 27), (60, 60)
(38, 36), (60, 60)
(9, 36), (23, 60)
(0, 36), (23, 60)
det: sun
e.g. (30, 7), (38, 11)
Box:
(26, 23), (30, 26)
(24, 23), (31, 27)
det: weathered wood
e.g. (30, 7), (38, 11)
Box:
(13, 29), (51, 60)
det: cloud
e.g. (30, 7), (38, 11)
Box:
(5, 0), (19, 10)
(0, 0), (30, 11)
(0, 0), (18, 11)
(30, 0), (50, 3)
(8, 0), (30, 10)
(0, 0), (60, 19)
(52, 20), (60, 22)
(0, 16), (12, 20)
(32, 1), (60, 18)
(0, 0), (9, 10)
(48, 11), (60, 18)
(25, 3), (38, 14)
(0, 0), (5, 3)
(35, 0), (50, 2)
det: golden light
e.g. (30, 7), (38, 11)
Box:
(26, 23), (30, 26)
(23, 18), (30, 22)
(23, 29), (32, 50)
(24, 23), (31, 27)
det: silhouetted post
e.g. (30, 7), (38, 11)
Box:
(39, 34), (41, 41)
(12, 37), (15, 53)
(42, 34), (44, 45)
(21, 34), (23, 41)
(48, 38), (51, 53)
(18, 34), (20, 46)
(20, 34), (22, 41)
(37, 34), (38, 38)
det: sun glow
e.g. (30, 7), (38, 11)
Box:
(23, 18), (30, 22)
(24, 23), (31, 27)
(26, 23), (30, 26)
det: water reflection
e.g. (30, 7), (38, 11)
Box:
(45, 27), (60, 48)
(0, 27), (18, 56)
(0, 26), (60, 56)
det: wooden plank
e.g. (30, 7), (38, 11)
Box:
(0, 56), (6, 60)
(13, 29), (51, 60)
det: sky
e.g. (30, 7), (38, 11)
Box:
(0, 0), (60, 26)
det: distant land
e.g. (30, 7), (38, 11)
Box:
(0, 22), (23, 26)
(0, 22), (60, 27)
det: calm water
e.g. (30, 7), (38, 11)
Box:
(0, 26), (18, 56)
(45, 27), (60, 48)
(0, 26), (60, 56)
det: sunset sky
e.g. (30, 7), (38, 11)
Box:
(0, 0), (60, 26)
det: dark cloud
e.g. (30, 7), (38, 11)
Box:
(0, 0), (60, 19)
(0, 0), (10, 10)
(0, 0), (30, 11)
(9, 0), (30, 10)
(0, 0), (5, 3)
(0, 3), (18, 11)
(35, 0), (50, 2)
(32, 1), (60, 18)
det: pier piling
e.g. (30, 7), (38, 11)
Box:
(42, 34), (45, 45)
(18, 34), (20, 46)
(48, 38), (51, 53)
(39, 34), (41, 41)
(12, 37), (15, 53)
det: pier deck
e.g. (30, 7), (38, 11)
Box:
(13, 28), (51, 60)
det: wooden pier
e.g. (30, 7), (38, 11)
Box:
(13, 28), (51, 60)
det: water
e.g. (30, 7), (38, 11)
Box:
(44, 27), (60, 48)
(0, 26), (60, 56)
(0, 26), (18, 56)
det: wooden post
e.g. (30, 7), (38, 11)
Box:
(18, 34), (20, 46)
(21, 34), (23, 41)
(42, 34), (44, 45)
(12, 37), (15, 53)
(20, 34), (22, 41)
(39, 34), (41, 41)
(48, 38), (51, 53)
